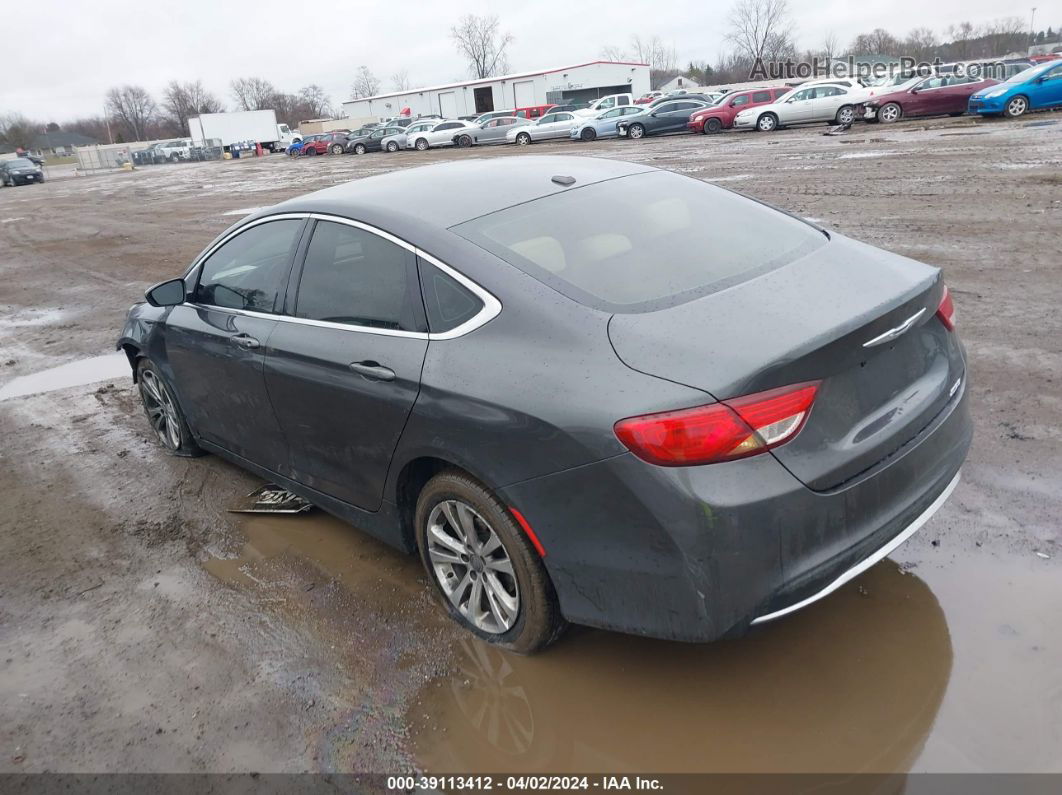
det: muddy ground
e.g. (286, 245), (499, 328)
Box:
(1, 116), (1060, 775)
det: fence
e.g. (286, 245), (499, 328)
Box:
(75, 139), (223, 174)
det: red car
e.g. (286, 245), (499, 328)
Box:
(687, 87), (790, 133)
(513, 104), (555, 120)
(300, 131), (351, 155)
(863, 74), (998, 124)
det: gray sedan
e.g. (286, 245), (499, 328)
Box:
(453, 116), (530, 147)
(119, 156), (970, 653)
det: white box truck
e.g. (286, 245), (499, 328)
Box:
(188, 110), (301, 154)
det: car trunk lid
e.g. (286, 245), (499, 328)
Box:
(608, 234), (966, 491)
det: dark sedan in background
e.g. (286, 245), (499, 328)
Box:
(345, 125), (405, 154)
(617, 98), (713, 139)
(0, 157), (45, 186)
(118, 156), (970, 653)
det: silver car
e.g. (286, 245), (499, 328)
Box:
(382, 120), (439, 152)
(734, 83), (859, 131)
(505, 111), (579, 145)
(454, 117), (530, 147)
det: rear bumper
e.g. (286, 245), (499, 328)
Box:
(500, 377), (971, 642)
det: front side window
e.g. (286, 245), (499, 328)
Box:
(731, 95), (751, 106)
(294, 220), (418, 331)
(194, 219), (302, 313)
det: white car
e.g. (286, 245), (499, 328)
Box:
(407, 120), (477, 150)
(573, 93), (635, 118)
(381, 120), (439, 152)
(733, 83), (859, 131)
(506, 111), (579, 144)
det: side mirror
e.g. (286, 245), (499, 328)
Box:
(145, 278), (187, 307)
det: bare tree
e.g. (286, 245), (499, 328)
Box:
(297, 84), (333, 118)
(945, 22), (979, 59)
(162, 80), (223, 134)
(351, 66), (382, 99)
(105, 85), (157, 141)
(600, 35), (679, 88)
(0, 113), (42, 150)
(230, 77), (278, 111)
(903, 27), (939, 61)
(847, 28), (904, 56)
(821, 31), (839, 62)
(391, 69), (411, 91)
(725, 0), (796, 62)
(450, 13), (513, 78)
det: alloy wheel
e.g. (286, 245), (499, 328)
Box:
(426, 499), (520, 634)
(837, 106), (855, 124)
(629, 124), (644, 139)
(880, 103), (901, 123)
(1006, 97), (1028, 117)
(516, 133), (531, 145)
(139, 370), (181, 450)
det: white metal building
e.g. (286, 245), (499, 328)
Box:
(341, 61), (651, 121)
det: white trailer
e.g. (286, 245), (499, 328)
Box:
(188, 110), (295, 153)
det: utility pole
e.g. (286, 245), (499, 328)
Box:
(1030, 7), (1037, 42)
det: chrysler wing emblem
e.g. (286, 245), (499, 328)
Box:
(862, 307), (927, 348)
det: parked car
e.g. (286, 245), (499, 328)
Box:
(968, 60), (1062, 119)
(0, 158), (44, 186)
(647, 92), (719, 108)
(455, 117), (529, 147)
(863, 74), (999, 124)
(408, 120), (478, 150)
(121, 156), (970, 652)
(346, 126), (406, 154)
(573, 93), (635, 117)
(616, 99), (712, 139)
(472, 110), (520, 125)
(688, 87), (790, 133)
(635, 91), (664, 104)
(733, 83), (859, 131)
(286, 138), (307, 157)
(543, 103), (589, 113)
(506, 111), (580, 144)
(382, 120), (439, 152)
(301, 132), (351, 156)
(570, 106), (645, 141)
(513, 104), (556, 120)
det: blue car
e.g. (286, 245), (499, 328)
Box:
(968, 60), (1062, 118)
(570, 106), (645, 141)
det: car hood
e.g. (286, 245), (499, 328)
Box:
(971, 85), (1009, 99)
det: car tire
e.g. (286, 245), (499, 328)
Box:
(354, 144), (366, 155)
(304, 148), (317, 156)
(756, 113), (778, 132)
(415, 138), (429, 151)
(386, 141), (399, 152)
(627, 123), (645, 139)
(515, 132), (532, 146)
(136, 359), (202, 457)
(878, 103), (902, 124)
(415, 470), (566, 654)
(835, 105), (856, 125)
(705, 117), (722, 134)
(330, 144), (344, 154)
(1003, 96), (1028, 118)
(580, 127), (597, 141)
(457, 134), (473, 148)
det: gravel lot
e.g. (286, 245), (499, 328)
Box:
(1, 115), (1060, 774)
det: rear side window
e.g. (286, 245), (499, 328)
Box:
(752, 91), (772, 102)
(453, 170), (825, 312)
(418, 259), (483, 334)
(294, 220), (419, 331)
(195, 219), (302, 313)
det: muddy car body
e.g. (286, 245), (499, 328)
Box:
(117, 156), (971, 652)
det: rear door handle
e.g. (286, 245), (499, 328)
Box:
(230, 333), (260, 349)
(349, 361), (396, 382)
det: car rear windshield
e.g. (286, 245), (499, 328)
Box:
(451, 170), (826, 312)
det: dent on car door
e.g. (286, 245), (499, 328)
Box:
(263, 218), (428, 511)
(165, 217), (305, 470)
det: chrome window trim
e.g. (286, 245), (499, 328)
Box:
(181, 211), (500, 341)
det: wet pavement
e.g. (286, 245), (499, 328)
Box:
(1, 116), (1060, 774)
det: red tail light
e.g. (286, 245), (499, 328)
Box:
(936, 284), (956, 331)
(614, 381), (820, 467)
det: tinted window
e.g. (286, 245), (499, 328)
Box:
(295, 220), (417, 331)
(195, 220), (302, 313)
(752, 91), (771, 102)
(436, 122), (461, 131)
(418, 260), (483, 333)
(453, 170), (825, 312)
(731, 95), (751, 106)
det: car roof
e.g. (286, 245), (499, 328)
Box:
(267, 156), (655, 230)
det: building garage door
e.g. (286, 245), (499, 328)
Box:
(439, 91), (458, 118)
(513, 80), (535, 108)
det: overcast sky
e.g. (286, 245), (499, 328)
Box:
(1, 0), (1044, 121)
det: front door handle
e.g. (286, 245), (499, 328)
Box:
(230, 333), (260, 350)
(349, 361), (396, 382)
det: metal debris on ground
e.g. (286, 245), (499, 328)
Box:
(229, 484), (314, 514)
(823, 122), (852, 136)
